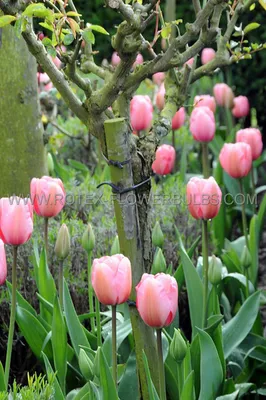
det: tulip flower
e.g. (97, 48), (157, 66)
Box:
(194, 95), (216, 112)
(0, 240), (7, 286)
(186, 176), (222, 220)
(0, 197), (33, 246)
(133, 53), (144, 68)
(155, 84), (165, 110)
(91, 254), (132, 305)
(136, 273), (178, 328)
(213, 83), (234, 108)
(232, 96), (250, 118)
(201, 48), (216, 64)
(111, 52), (121, 66)
(219, 142), (252, 178)
(236, 128), (263, 160)
(152, 72), (165, 86)
(190, 106), (216, 142)
(30, 176), (66, 218)
(185, 58), (194, 67)
(172, 107), (186, 130)
(130, 95), (153, 132)
(152, 144), (176, 175)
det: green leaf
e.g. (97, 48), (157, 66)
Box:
(39, 22), (54, 32)
(42, 352), (65, 400)
(63, 33), (75, 45)
(249, 215), (259, 285)
(63, 279), (91, 358)
(191, 335), (201, 398)
(216, 392), (239, 400)
(198, 329), (223, 400)
(176, 228), (203, 337)
(222, 273), (254, 294)
(118, 352), (138, 400)
(16, 306), (53, 359)
(213, 187), (226, 250)
(258, 193), (266, 237)
(102, 318), (132, 365)
(222, 291), (261, 359)
(23, 3), (51, 18)
(52, 296), (67, 393)
(82, 30), (95, 45)
(0, 362), (6, 392)
(6, 281), (37, 316)
(38, 249), (56, 324)
(99, 348), (119, 400)
(161, 23), (172, 39)
(0, 15), (16, 27)
(142, 351), (160, 400)
(243, 22), (260, 35)
(87, 24), (109, 35)
(180, 371), (195, 400)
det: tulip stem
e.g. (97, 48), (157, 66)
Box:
(112, 305), (117, 389)
(177, 361), (184, 399)
(202, 219), (209, 328)
(201, 143), (209, 178)
(44, 217), (49, 255)
(58, 260), (64, 309)
(95, 298), (102, 347)
(239, 179), (249, 249)
(87, 251), (95, 332)
(251, 165), (256, 214)
(5, 246), (18, 386)
(157, 329), (166, 400)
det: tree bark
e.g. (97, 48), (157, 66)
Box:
(0, 25), (46, 197)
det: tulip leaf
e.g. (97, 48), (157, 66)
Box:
(63, 279), (91, 358)
(16, 306), (53, 359)
(42, 352), (65, 400)
(222, 291), (261, 359)
(118, 352), (138, 400)
(6, 281), (37, 316)
(213, 187), (226, 250)
(0, 362), (6, 392)
(176, 228), (203, 336)
(181, 370), (195, 400)
(257, 193), (266, 237)
(249, 215), (259, 285)
(102, 317), (132, 365)
(38, 249), (56, 324)
(216, 392), (239, 400)
(198, 329), (223, 400)
(142, 350), (160, 400)
(99, 348), (119, 400)
(52, 296), (67, 393)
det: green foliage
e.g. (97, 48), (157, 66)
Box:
(0, 374), (54, 400)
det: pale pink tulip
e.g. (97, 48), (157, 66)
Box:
(172, 107), (186, 130)
(236, 128), (263, 160)
(0, 198), (33, 246)
(152, 72), (165, 86)
(213, 83), (234, 108)
(232, 96), (250, 118)
(136, 273), (178, 328)
(0, 240), (7, 285)
(185, 58), (194, 67)
(133, 53), (144, 68)
(130, 95), (153, 131)
(186, 176), (222, 220)
(194, 95), (216, 112)
(190, 106), (216, 142)
(201, 48), (216, 64)
(37, 73), (50, 84)
(219, 142), (252, 178)
(152, 144), (176, 175)
(111, 52), (121, 66)
(30, 176), (66, 218)
(155, 84), (165, 111)
(92, 254), (132, 305)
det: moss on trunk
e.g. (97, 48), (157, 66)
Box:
(0, 25), (46, 197)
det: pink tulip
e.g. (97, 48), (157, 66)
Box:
(201, 48), (216, 65)
(152, 144), (176, 175)
(155, 84), (165, 110)
(37, 73), (50, 84)
(130, 95), (153, 131)
(92, 254), (132, 305)
(186, 177), (222, 220)
(172, 107), (186, 130)
(152, 72), (165, 86)
(236, 128), (263, 160)
(133, 53), (144, 68)
(0, 240), (7, 285)
(232, 96), (250, 118)
(44, 82), (53, 91)
(136, 273), (178, 328)
(185, 58), (194, 67)
(111, 52), (121, 66)
(50, 55), (61, 69)
(190, 106), (216, 142)
(213, 83), (234, 108)
(219, 142), (252, 178)
(194, 95), (216, 112)
(30, 176), (66, 218)
(0, 198), (33, 246)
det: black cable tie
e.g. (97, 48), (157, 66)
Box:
(96, 176), (151, 194)
(127, 300), (136, 307)
(102, 152), (131, 169)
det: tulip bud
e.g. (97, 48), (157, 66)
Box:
(170, 329), (187, 363)
(208, 255), (222, 285)
(93, 348), (101, 378)
(78, 349), (94, 381)
(82, 224), (95, 253)
(241, 245), (251, 269)
(152, 221), (164, 248)
(55, 224), (70, 260)
(151, 248), (167, 274)
(111, 235), (120, 255)
(47, 153), (54, 175)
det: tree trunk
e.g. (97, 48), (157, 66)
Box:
(0, 25), (46, 197)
